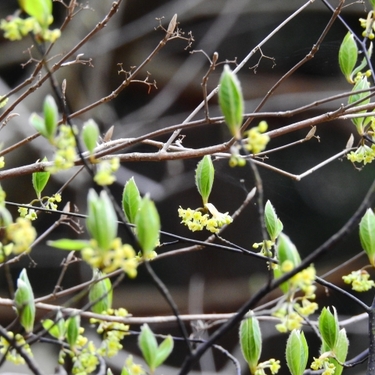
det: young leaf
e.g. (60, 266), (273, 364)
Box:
(43, 95), (58, 141)
(82, 119), (99, 154)
(122, 177), (141, 224)
(47, 239), (89, 251)
(138, 324), (158, 372)
(218, 64), (244, 140)
(43, 311), (65, 340)
(32, 157), (50, 199)
(19, 0), (53, 28)
(89, 270), (113, 314)
(330, 329), (349, 375)
(285, 330), (308, 375)
(348, 77), (370, 132)
(86, 189), (118, 251)
(154, 335), (174, 368)
(66, 315), (80, 349)
(359, 208), (375, 267)
(319, 307), (339, 350)
(30, 113), (47, 138)
(195, 155), (214, 205)
(338, 32), (358, 84)
(264, 200), (283, 242)
(135, 195), (160, 257)
(276, 233), (301, 268)
(14, 269), (35, 333)
(239, 311), (262, 374)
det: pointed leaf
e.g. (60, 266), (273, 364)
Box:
(47, 239), (89, 251)
(43, 95), (58, 141)
(66, 315), (80, 349)
(138, 324), (158, 371)
(89, 270), (113, 314)
(30, 113), (47, 138)
(330, 329), (349, 375)
(264, 200), (283, 242)
(19, 0), (53, 28)
(135, 195), (160, 257)
(338, 32), (358, 83)
(122, 177), (141, 224)
(32, 158), (50, 199)
(218, 64), (244, 139)
(195, 155), (214, 205)
(319, 307), (339, 350)
(154, 335), (174, 368)
(82, 119), (99, 154)
(239, 312), (262, 374)
(285, 330), (308, 375)
(359, 208), (375, 267)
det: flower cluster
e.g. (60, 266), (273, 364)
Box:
(0, 16), (60, 42)
(244, 120), (270, 154)
(0, 332), (33, 365)
(81, 238), (138, 276)
(122, 355), (146, 375)
(311, 354), (336, 375)
(94, 157), (120, 186)
(48, 125), (78, 173)
(347, 144), (375, 165)
(342, 269), (375, 292)
(254, 359), (281, 375)
(6, 217), (37, 255)
(18, 193), (62, 221)
(360, 11), (375, 39)
(91, 308), (130, 358)
(273, 265), (318, 332)
(178, 203), (233, 233)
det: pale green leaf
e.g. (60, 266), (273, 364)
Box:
(138, 324), (158, 371)
(154, 335), (174, 368)
(195, 155), (214, 205)
(359, 208), (375, 267)
(47, 239), (89, 251)
(285, 330), (308, 375)
(319, 307), (338, 350)
(122, 177), (141, 224)
(338, 32), (358, 83)
(264, 200), (283, 241)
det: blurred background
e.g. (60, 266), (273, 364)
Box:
(0, 0), (374, 374)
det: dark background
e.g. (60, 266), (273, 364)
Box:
(0, 0), (373, 374)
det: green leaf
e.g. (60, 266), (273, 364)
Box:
(14, 269), (35, 333)
(82, 119), (99, 154)
(195, 155), (215, 205)
(239, 311), (262, 374)
(135, 195), (160, 257)
(218, 64), (244, 139)
(285, 330), (308, 375)
(276, 233), (301, 268)
(19, 0), (53, 28)
(66, 315), (80, 349)
(122, 177), (141, 224)
(154, 335), (174, 368)
(330, 329), (349, 375)
(138, 324), (158, 372)
(359, 208), (375, 267)
(43, 312), (65, 340)
(89, 270), (113, 314)
(348, 77), (370, 133)
(43, 95), (58, 141)
(264, 200), (283, 242)
(319, 307), (339, 350)
(32, 157), (50, 199)
(86, 189), (118, 251)
(338, 32), (358, 84)
(47, 239), (89, 251)
(30, 113), (47, 138)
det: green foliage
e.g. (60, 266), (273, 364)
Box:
(122, 177), (142, 224)
(239, 312), (262, 374)
(318, 307), (339, 350)
(285, 330), (308, 375)
(66, 315), (80, 349)
(135, 195), (160, 258)
(218, 64), (244, 140)
(18, 0), (52, 29)
(348, 77), (371, 133)
(89, 270), (113, 314)
(86, 189), (118, 251)
(264, 200), (283, 242)
(82, 119), (100, 155)
(338, 32), (358, 84)
(359, 208), (375, 267)
(195, 155), (215, 205)
(138, 324), (174, 373)
(14, 269), (35, 333)
(32, 157), (50, 199)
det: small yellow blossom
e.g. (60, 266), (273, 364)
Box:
(244, 121), (270, 154)
(6, 218), (37, 254)
(343, 269), (375, 292)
